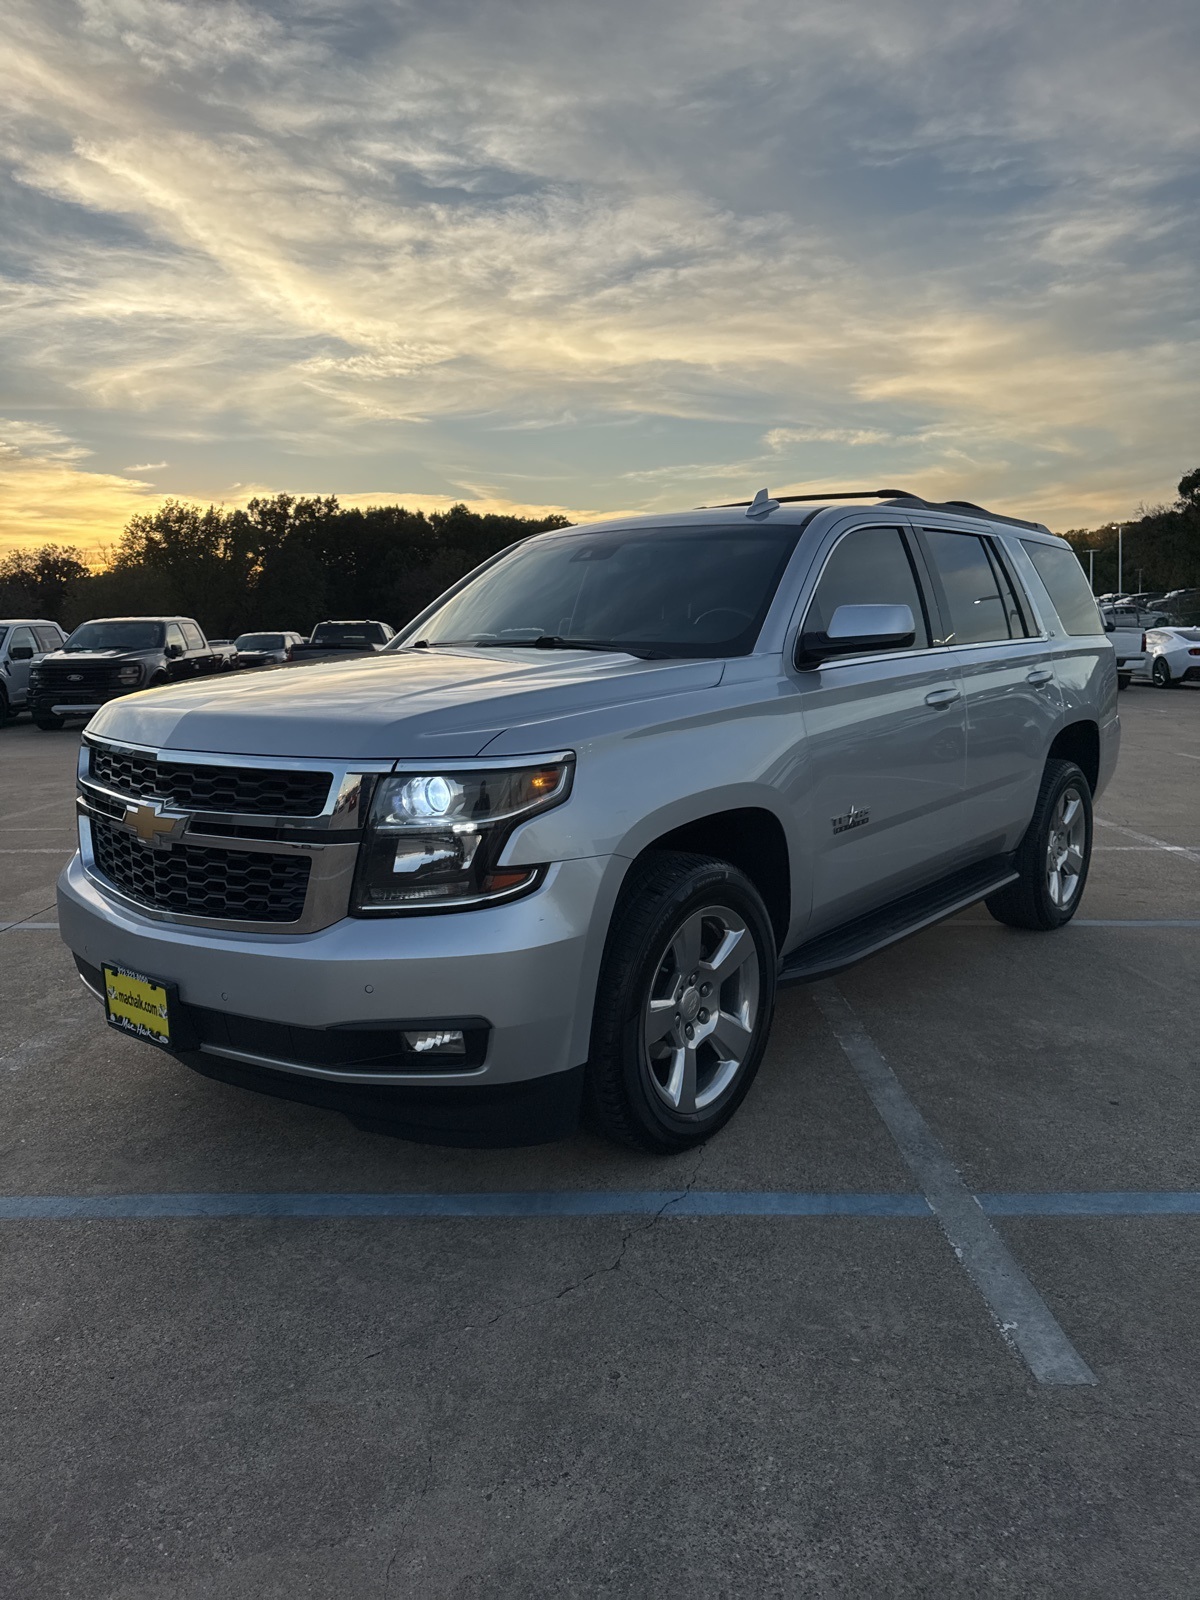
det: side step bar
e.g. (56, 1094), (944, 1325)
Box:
(777, 855), (1018, 984)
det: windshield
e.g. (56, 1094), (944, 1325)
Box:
(236, 633), (284, 649)
(399, 522), (802, 657)
(312, 623), (384, 643)
(64, 621), (165, 651)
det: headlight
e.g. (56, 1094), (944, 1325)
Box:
(352, 758), (573, 912)
(117, 665), (142, 686)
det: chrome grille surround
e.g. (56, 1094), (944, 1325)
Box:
(77, 734), (393, 934)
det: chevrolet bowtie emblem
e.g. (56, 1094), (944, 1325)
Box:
(123, 801), (186, 845)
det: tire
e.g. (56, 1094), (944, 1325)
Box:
(0, 688), (11, 728)
(986, 759), (1093, 931)
(1151, 657), (1177, 689)
(34, 714), (65, 730)
(585, 851), (777, 1152)
(1117, 674), (1131, 691)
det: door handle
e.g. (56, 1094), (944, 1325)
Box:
(1027, 668), (1053, 686)
(924, 686), (962, 708)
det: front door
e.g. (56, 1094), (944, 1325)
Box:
(788, 522), (969, 936)
(5, 625), (37, 708)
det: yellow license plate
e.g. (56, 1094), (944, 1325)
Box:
(103, 964), (172, 1047)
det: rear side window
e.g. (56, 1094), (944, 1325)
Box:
(923, 529), (1025, 645)
(180, 621), (206, 650)
(1020, 542), (1104, 637)
(803, 526), (930, 651)
(34, 626), (62, 651)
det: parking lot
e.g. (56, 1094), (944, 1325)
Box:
(2, 689), (1198, 1597)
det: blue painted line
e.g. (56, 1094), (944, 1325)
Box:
(1, 1191), (1198, 1221)
(0, 1191), (931, 1220)
(980, 1192), (1200, 1216)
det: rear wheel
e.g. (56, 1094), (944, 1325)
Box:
(1151, 657), (1176, 689)
(1117, 673), (1131, 691)
(986, 759), (1092, 931)
(586, 851), (777, 1151)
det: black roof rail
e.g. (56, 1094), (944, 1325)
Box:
(703, 488), (1047, 533)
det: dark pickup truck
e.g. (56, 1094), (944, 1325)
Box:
(289, 619), (396, 662)
(30, 616), (233, 729)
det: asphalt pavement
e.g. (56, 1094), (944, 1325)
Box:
(1, 685), (1198, 1597)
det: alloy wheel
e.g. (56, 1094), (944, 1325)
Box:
(641, 904), (761, 1116)
(1045, 786), (1086, 909)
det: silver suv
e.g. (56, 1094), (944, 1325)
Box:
(58, 491), (1118, 1150)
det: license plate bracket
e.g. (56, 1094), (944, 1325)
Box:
(102, 963), (177, 1050)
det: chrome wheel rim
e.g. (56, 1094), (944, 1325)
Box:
(1046, 786), (1086, 908)
(642, 904), (761, 1116)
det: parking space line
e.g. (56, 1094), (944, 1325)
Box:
(1095, 818), (1200, 863)
(812, 982), (1097, 1387)
(981, 1193), (1200, 1216)
(951, 919), (1200, 927)
(0, 1192), (933, 1220)
(1, 1192), (1195, 1222)
(0, 848), (73, 854)
(0, 922), (60, 931)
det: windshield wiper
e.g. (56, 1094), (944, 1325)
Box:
(450, 635), (668, 660)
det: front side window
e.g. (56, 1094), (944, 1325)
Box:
(403, 522), (804, 658)
(166, 624), (187, 652)
(801, 526), (930, 652)
(923, 529), (1016, 645)
(1020, 541), (1104, 637)
(9, 626), (36, 654)
(64, 621), (165, 651)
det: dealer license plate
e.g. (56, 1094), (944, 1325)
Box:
(102, 963), (174, 1048)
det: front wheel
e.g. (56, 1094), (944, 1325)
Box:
(1151, 657), (1177, 689)
(34, 713), (65, 730)
(986, 759), (1093, 931)
(586, 851), (777, 1151)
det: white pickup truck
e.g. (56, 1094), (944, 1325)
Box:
(1101, 608), (1146, 690)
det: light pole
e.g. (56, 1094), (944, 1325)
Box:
(1116, 524), (1123, 595)
(1085, 548), (1097, 592)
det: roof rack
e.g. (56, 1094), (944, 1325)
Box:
(704, 489), (1046, 533)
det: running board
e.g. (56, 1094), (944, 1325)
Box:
(777, 855), (1018, 984)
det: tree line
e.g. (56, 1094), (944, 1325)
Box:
(1060, 467), (1200, 596)
(1, 469), (1197, 639)
(0, 497), (570, 638)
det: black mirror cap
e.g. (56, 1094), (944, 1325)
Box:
(796, 626), (916, 668)
(8, 645), (35, 661)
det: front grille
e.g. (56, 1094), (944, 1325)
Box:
(35, 664), (118, 703)
(91, 818), (312, 923)
(90, 745), (332, 817)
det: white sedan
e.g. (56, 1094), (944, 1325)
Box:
(1137, 627), (1200, 688)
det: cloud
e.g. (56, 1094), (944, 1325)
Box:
(0, 0), (1197, 553)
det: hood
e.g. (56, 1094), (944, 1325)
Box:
(85, 647), (725, 759)
(38, 649), (157, 666)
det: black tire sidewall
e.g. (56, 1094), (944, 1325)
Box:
(606, 861), (777, 1148)
(1152, 659), (1171, 687)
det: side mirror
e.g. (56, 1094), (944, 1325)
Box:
(798, 603), (916, 667)
(165, 642), (184, 659)
(9, 644), (34, 661)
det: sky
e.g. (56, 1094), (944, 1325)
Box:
(1, 0), (1198, 557)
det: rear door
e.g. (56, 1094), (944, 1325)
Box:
(787, 520), (969, 934)
(916, 525), (1061, 855)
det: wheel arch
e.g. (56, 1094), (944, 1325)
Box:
(1048, 719), (1100, 794)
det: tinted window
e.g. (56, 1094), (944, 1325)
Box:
(236, 633), (285, 649)
(0, 628), (7, 650)
(65, 621), (165, 651)
(180, 621), (206, 650)
(313, 622), (389, 644)
(409, 523), (803, 658)
(802, 526), (929, 650)
(34, 626), (62, 651)
(9, 626), (36, 653)
(924, 530), (1014, 645)
(1020, 542), (1104, 637)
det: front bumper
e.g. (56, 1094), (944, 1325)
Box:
(58, 850), (619, 1131)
